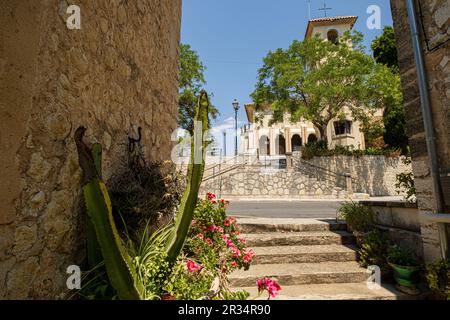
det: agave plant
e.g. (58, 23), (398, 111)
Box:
(74, 91), (209, 300)
(164, 91), (210, 263)
(75, 127), (144, 300)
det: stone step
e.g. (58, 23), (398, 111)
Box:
(238, 218), (346, 234)
(232, 283), (415, 300)
(252, 244), (358, 264)
(229, 261), (368, 287)
(242, 231), (354, 247)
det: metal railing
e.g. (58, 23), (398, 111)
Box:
(294, 157), (355, 194)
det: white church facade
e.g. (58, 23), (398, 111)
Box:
(240, 16), (377, 161)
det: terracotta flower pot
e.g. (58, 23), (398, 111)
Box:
(161, 294), (177, 301)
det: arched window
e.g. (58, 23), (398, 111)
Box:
(308, 134), (318, 144)
(276, 135), (286, 155)
(327, 29), (339, 45)
(291, 134), (302, 151)
(259, 135), (270, 156)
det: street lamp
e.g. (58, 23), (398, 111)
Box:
(232, 99), (240, 156)
(223, 131), (227, 158)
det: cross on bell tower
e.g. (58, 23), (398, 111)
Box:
(318, 2), (332, 17)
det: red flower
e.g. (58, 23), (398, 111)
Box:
(206, 192), (216, 201)
(243, 249), (255, 263)
(231, 261), (238, 268)
(186, 260), (202, 273)
(257, 278), (281, 299)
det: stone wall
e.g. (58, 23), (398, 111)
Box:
(361, 201), (423, 260)
(0, 0), (181, 299)
(304, 156), (412, 197)
(391, 0), (450, 262)
(201, 166), (336, 199)
(200, 155), (410, 199)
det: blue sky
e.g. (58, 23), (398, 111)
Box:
(181, 0), (394, 155)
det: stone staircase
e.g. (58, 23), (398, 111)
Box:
(230, 218), (409, 300)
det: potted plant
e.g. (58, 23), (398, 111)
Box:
(426, 259), (450, 300)
(387, 246), (420, 289)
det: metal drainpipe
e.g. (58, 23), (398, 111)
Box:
(405, 0), (448, 259)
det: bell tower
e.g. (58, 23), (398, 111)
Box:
(304, 16), (358, 43)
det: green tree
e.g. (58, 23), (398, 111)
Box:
(371, 26), (399, 70)
(179, 44), (219, 134)
(251, 31), (401, 143)
(372, 26), (409, 153)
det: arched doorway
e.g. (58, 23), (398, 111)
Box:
(259, 135), (270, 156)
(276, 135), (286, 155)
(307, 134), (318, 144)
(291, 134), (302, 151)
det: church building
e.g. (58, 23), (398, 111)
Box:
(240, 16), (375, 160)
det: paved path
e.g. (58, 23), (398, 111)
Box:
(227, 200), (342, 219)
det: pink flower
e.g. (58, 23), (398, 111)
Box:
(224, 217), (237, 227)
(186, 260), (202, 273)
(196, 234), (204, 240)
(231, 261), (238, 268)
(222, 234), (229, 242)
(238, 238), (247, 245)
(257, 278), (281, 299)
(207, 225), (224, 233)
(191, 219), (197, 226)
(244, 248), (255, 257)
(231, 246), (241, 258)
(205, 238), (213, 246)
(226, 240), (235, 248)
(243, 249), (255, 263)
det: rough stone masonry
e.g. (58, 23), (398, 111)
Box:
(391, 0), (450, 262)
(0, 0), (181, 299)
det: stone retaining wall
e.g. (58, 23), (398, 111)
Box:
(303, 156), (412, 197)
(200, 155), (411, 199)
(201, 166), (337, 199)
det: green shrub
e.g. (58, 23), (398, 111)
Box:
(301, 141), (401, 160)
(395, 157), (416, 202)
(358, 229), (391, 272)
(387, 245), (418, 267)
(338, 202), (375, 232)
(426, 259), (450, 300)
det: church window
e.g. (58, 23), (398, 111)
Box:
(327, 29), (339, 45)
(334, 120), (352, 136)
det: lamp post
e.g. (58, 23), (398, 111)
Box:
(232, 99), (240, 156)
(223, 131), (227, 158)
